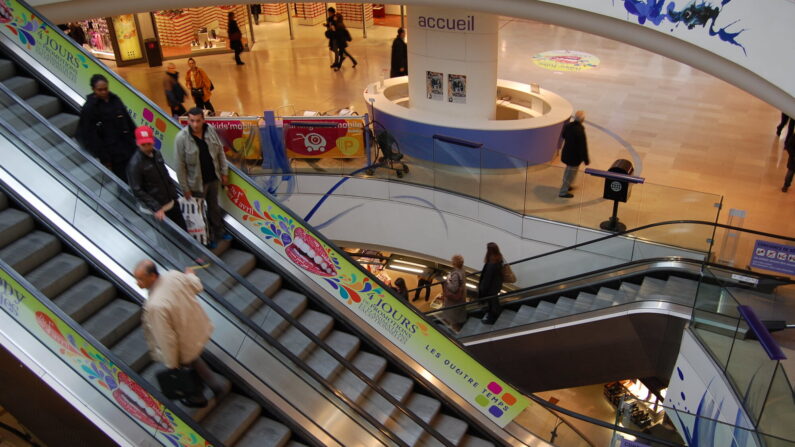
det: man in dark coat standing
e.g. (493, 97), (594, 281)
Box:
(390, 28), (408, 78)
(558, 110), (590, 198)
(127, 126), (187, 231)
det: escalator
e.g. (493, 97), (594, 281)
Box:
(0, 22), (509, 447)
(0, 186), (308, 446)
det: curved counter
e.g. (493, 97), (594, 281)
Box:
(364, 77), (573, 167)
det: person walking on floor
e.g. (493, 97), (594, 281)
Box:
(76, 74), (137, 183)
(185, 57), (215, 115)
(331, 14), (357, 71)
(134, 260), (227, 408)
(227, 12), (245, 65)
(390, 28), (408, 78)
(412, 270), (434, 302)
(783, 132), (795, 192)
(776, 113), (794, 139)
(479, 242), (505, 324)
(164, 63), (187, 118)
(558, 110), (590, 198)
(442, 255), (468, 332)
(250, 4), (262, 25)
(127, 126), (187, 232)
(175, 108), (231, 248)
(324, 6), (337, 60)
(392, 277), (409, 301)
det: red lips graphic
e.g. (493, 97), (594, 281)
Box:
(36, 311), (79, 355)
(113, 372), (174, 433)
(285, 228), (336, 277)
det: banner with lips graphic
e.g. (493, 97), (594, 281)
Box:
(0, 266), (211, 447)
(223, 172), (530, 427)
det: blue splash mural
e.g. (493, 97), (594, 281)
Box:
(616, 0), (747, 55)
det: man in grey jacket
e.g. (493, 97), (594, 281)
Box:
(175, 108), (230, 248)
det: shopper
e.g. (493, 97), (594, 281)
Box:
(776, 112), (794, 139)
(442, 254), (467, 332)
(412, 270), (434, 302)
(227, 12), (244, 65)
(163, 63), (187, 118)
(68, 22), (87, 46)
(331, 15), (357, 71)
(324, 7), (337, 57)
(783, 132), (795, 192)
(127, 126), (187, 231)
(175, 108), (231, 248)
(250, 4), (262, 25)
(390, 28), (408, 78)
(185, 57), (215, 115)
(134, 260), (226, 408)
(392, 277), (409, 301)
(76, 74), (137, 183)
(558, 110), (590, 198)
(479, 242), (505, 324)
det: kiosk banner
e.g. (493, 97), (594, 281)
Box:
(179, 116), (263, 160)
(282, 116), (366, 158)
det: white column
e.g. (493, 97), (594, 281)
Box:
(407, 7), (498, 120)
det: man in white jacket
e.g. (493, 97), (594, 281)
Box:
(134, 259), (223, 407)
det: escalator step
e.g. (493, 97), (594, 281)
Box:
(82, 299), (141, 346)
(0, 230), (61, 275)
(285, 442), (308, 447)
(2, 76), (38, 99)
(0, 208), (34, 248)
(26, 253), (88, 298)
(460, 434), (495, 447)
(49, 112), (79, 138)
(0, 59), (15, 81)
(249, 289), (307, 340)
(387, 393), (442, 446)
(304, 330), (360, 380)
(203, 393), (261, 446)
(333, 351), (387, 403)
(530, 300), (554, 322)
(551, 297), (575, 318)
(458, 316), (486, 337)
(220, 248), (256, 278)
(53, 276), (116, 323)
(225, 268), (282, 317)
(360, 370), (417, 425)
(378, 371), (414, 403)
(662, 276), (699, 306)
(235, 417), (291, 447)
(491, 309), (516, 330)
(595, 288), (618, 308)
(110, 327), (151, 372)
(276, 310), (334, 359)
(616, 282), (640, 304)
(512, 304), (535, 327)
(26, 94), (61, 118)
(429, 413), (468, 446)
(636, 277), (666, 301)
(140, 362), (226, 422)
(574, 292), (596, 313)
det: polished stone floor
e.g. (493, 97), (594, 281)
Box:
(112, 16), (793, 244)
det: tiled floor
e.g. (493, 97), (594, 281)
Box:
(111, 16), (794, 243)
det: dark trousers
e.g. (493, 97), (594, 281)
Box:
(165, 205), (187, 232)
(252, 14), (259, 25)
(485, 296), (501, 323)
(170, 103), (186, 118)
(778, 113), (794, 138)
(108, 154), (133, 184)
(192, 94), (215, 115)
(234, 47), (243, 64)
(198, 180), (224, 243)
(785, 169), (794, 188)
(334, 47), (357, 67)
(414, 278), (431, 301)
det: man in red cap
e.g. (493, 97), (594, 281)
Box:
(127, 126), (187, 231)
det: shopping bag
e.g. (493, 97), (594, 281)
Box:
(156, 366), (203, 399)
(179, 197), (209, 245)
(502, 263), (517, 284)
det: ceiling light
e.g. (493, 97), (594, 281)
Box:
(392, 259), (428, 268)
(389, 265), (425, 274)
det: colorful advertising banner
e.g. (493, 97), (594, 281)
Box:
(111, 14), (142, 62)
(0, 266), (212, 447)
(750, 240), (795, 276)
(179, 116), (263, 161)
(0, 0), (178, 164)
(282, 117), (366, 158)
(222, 172), (530, 427)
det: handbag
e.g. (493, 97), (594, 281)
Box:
(443, 271), (466, 304)
(502, 263), (517, 284)
(156, 366), (203, 399)
(179, 197), (209, 245)
(190, 87), (204, 98)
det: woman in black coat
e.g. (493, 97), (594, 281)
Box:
(390, 28), (407, 77)
(76, 74), (137, 183)
(478, 242), (504, 324)
(228, 12), (244, 65)
(331, 15), (357, 71)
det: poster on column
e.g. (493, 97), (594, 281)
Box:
(426, 70), (443, 101)
(448, 74), (466, 103)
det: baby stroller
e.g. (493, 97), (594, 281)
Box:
(366, 122), (409, 178)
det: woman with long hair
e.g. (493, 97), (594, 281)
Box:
(331, 14), (357, 71)
(478, 242), (504, 324)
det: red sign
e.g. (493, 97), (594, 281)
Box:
(282, 117), (366, 158)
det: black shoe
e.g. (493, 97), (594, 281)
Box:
(236, 61), (245, 65)
(784, 186), (790, 192)
(352, 62), (357, 68)
(482, 314), (497, 325)
(559, 193), (574, 198)
(180, 396), (208, 408)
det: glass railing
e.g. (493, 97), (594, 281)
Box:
(248, 126), (722, 252)
(0, 105), (410, 446)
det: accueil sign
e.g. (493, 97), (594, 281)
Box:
(417, 14), (475, 31)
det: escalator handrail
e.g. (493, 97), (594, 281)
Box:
(0, 251), (225, 447)
(0, 89), (460, 447)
